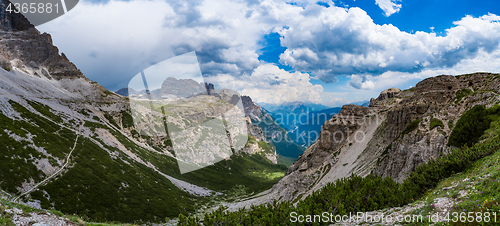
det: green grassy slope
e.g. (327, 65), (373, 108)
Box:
(0, 101), (77, 194)
(0, 98), (288, 223)
(1, 100), (199, 222)
(179, 153), (287, 193)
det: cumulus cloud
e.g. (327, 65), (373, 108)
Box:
(278, 8), (500, 86)
(36, 0), (500, 104)
(370, 47), (500, 89)
(375, 0), (402, 17)
(38, 0), (274, 90)
(207, 64), (323, 104)
(349, 74), (375, 90)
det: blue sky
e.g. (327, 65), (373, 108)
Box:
(37, 0), (500, 106)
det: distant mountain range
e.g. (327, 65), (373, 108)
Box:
(260, 101), (328, 113)
(258, 100), (369, 147)
(115, 77), (206, 99)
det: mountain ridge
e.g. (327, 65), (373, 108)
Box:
(223, 72), (500, 211)
(0, 9), (293, 223)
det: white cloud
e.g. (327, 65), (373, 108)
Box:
(375, 0), (402, 17)
(278, 8), (500, 85)
(342, 47), (500, 102)
(207, 64), (323, 104)
(35, 0), (500, 105)
(349, 74), (376, 90)
(38, 0), (276, 90)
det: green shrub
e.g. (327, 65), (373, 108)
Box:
(103, 112), (119, 128)
(120, 110), (134, 128)
(163, 139), (172, 147)
(401, 119), (422, 135)
(382, 143), (392, 155)
(429, 118), (444, 130)
(455, 89), (473, 104)
(258, 141), (272, 152)
(403, 87), (415, 92)
(448, 105), (500, 147)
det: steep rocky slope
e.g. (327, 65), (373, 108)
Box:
(0, 4), (287, 223)
(226, 73), (500, 210)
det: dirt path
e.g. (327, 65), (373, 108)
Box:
(13, 135), (79, 202)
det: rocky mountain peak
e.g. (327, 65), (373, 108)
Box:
(377, 87), (401, 101)
(159, 77), (206, 98)
(0, 0), (34, 31)
(241, 95), (262, 118)
(0, 5), (84, 80)
(280, 101), (307, 113)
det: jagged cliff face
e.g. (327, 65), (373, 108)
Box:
(227, 73), (500, 210)
(0, 0), (34, 32)
(297, 73), (499, 197)
(374, 73), (500, 182)
(0, 1), (84, 80)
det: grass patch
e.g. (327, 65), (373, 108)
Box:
(30, 137), (198, 223)
(409, 138), (500, 224)
(277, 155), (296, 167)
(0, 101), (78, 194)
(430, 118), (444, 130)
(448, 119), (454, 130)
(104, 112), (119, 128)
(403, 87), (416, 92)
(455, 89), (473, 104)
(27, 100), (63, 123)
(257, 140), (273, 153)
(173, 153), (287, 193)
(120, 110), (134, 128)
(401, 118), (422, 136)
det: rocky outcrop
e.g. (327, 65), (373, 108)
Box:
(288, 105), (372, 174)
(377, 87), (401, 101)
(373, 73), (500, 182)
(231, 73), (500, 207)
(0, 0), (34, 32)
(0, 3), (83, 80)
(228, 104), (384, 206)
(160, 77), (206, 98)
(241, 95), (263, 119)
